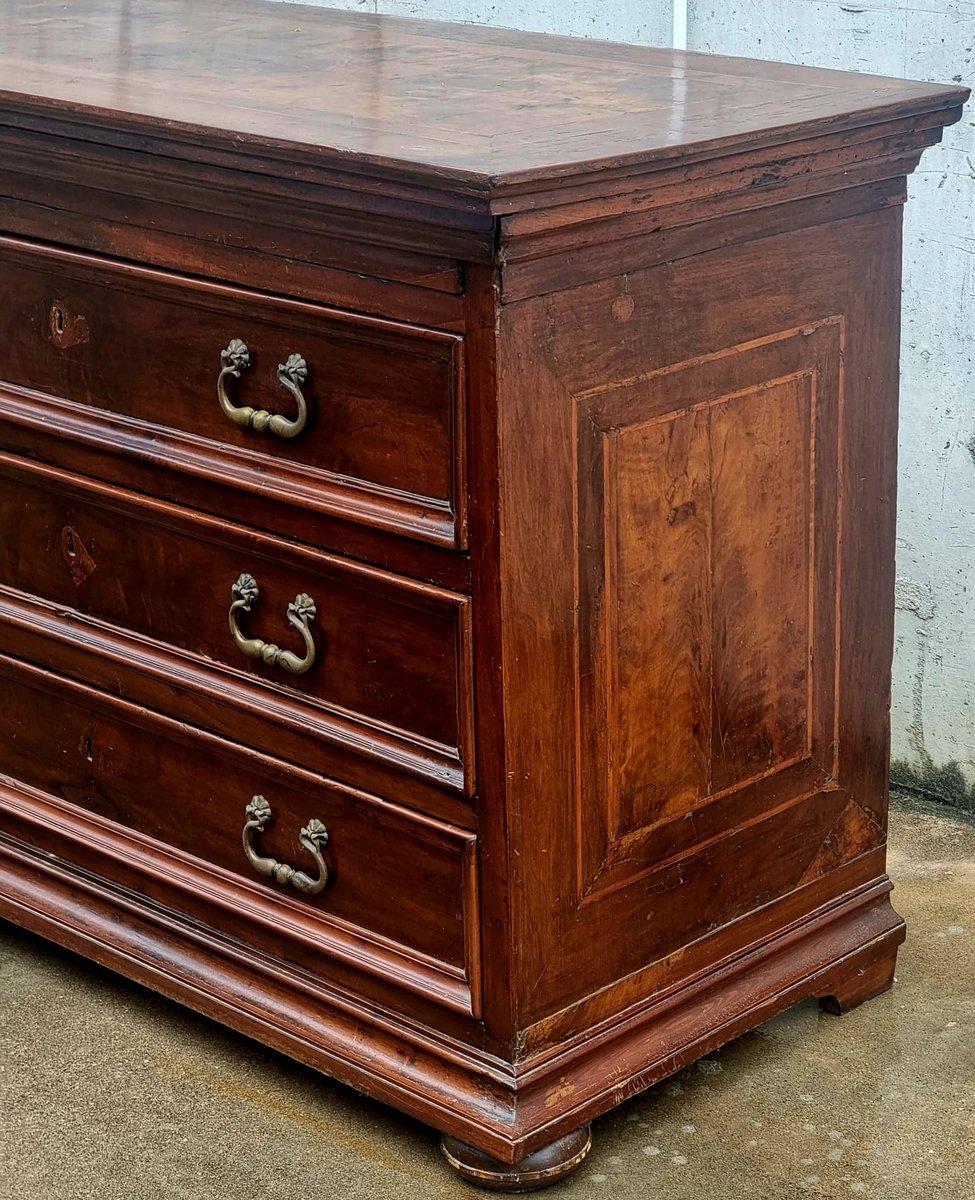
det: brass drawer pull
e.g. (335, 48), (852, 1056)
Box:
(229, 573), (317, 676)
(218, 338), (310, 439)
(242, 795), (330, 895)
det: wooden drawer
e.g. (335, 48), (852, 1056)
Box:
(0, 455), (474, 799)
(0, 655), (480, 1016)
(0, 237), (466, 548)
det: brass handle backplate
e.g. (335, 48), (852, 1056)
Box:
(229, 573), (317, 675)
(242, 795), (330, 895)
(218, 338), (310, 439)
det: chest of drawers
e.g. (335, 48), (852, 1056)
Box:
(0, 1), (966, 1189)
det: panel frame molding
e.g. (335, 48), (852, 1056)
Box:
(571, 318), (847, 899)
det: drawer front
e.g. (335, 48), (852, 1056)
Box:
(0, 456), (473, 794)
(0, 656), (480, 1016)
(0, 238), (466, 547)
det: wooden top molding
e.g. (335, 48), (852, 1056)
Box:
(1, 0), (967, 191)
(0, 0), (968, 290)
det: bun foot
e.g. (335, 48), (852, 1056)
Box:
(441, 1126), (592, 1192)
(819, 948), (898, 1014)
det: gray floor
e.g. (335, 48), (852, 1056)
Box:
(1, 794), (972, 1200)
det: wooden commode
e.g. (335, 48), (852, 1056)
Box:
(0, 1), (967, 1189)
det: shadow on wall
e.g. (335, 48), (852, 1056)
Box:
(892, 753), (975, 814)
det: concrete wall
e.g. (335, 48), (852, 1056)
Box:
(278, 0), (672, 43)
(686, 5), (975, 808)
(280, 0), (975, 804)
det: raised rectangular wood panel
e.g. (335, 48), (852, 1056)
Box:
(576, 320), (841, 897)
(491, 208), (913, 1032)
(0, 0), (966, 1182)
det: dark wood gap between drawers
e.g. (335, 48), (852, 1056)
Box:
(0, 447), (471, 615)
(0, 386), (471, 593)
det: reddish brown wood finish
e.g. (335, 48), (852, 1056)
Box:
(0, 380), (471, 591)
(0, 237), (467, 549)
(442, 1127), (593, 1192)
(0, 0), (961, 182)
(0, 655), (481, 1016)
(819, 946), (899, 1015)
(491, 208), (913, 1034)
(0, 454), (474, 797)
(0, 2), (966, 1189)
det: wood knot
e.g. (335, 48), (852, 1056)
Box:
(668, 500), (697, 525)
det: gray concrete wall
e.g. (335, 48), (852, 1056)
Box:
(277, 0), (975, 803)
(686, 3), (975, 806)
(277, 0), (673, 42)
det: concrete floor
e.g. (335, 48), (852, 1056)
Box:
(1, 794), (972, 1200)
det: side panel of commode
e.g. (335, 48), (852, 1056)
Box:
(494, 204), (905, 1052)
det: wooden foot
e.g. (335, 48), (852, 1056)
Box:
(441, 1126), (592, 1192)
(819, 948), (898, 1015)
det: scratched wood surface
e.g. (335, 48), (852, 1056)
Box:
(0, 236), (465, 549)
(0, 2), (964, 1182)
(0, 458), (471, 769)
(0, 659), (473, 971)
(609, 372), (812, 830)
(496, 210), (897, 1023)
(0, 0), (965, 185)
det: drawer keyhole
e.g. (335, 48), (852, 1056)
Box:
(49, 301), (89, 349)
(60, 525), (97, 587)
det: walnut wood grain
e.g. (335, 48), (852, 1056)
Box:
(0, 236), (467, 549)
(0, 654), (482, 1016)
(485, 206), (911, 1029)
(0, 182), (469, 326)
(0, 3), (963, 1186)
(0, 588), (473, 828)
(0, 455), (475, 795)
(0, 1), (964, 305)
(441, 1127), (593, 1191)
(0, 826), (904, 1162)
(818, 947), (899, 1015)
(0, 0), (964, 185)
(0, 382), (471, 591)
